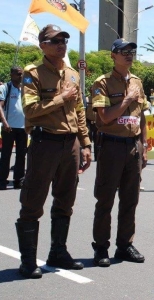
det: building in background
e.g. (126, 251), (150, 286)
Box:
(98, 0), (138, 50)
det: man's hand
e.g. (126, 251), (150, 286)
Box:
(125, 84), (140, 102)
(78, 148), (92, 174)
(61, 82), (78, 102)
(142, 148), (148, 169)
(3, 122), (12, 133)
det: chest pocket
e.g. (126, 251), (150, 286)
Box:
(41, 88), (58, 100)
(109, 93), (125, 105)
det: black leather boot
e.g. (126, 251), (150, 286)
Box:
(15, 221), (42, 279)
(114, 245), (145, 263)
(46, 217), (84, 270)
(92, 242), (110, 267)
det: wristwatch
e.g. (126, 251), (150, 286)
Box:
(143, 142), (148, 148)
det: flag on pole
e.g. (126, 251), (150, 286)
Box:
(29, 0), (89, 33)
(19, 14), (40, 47)
(19, 14), (72, 66)
(64, 51), (72, 67)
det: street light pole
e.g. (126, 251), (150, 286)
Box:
(133, 5), (154, 19)
(2, 30), (20, 66)
(105, 1), (154, 42)
(105, 0), (131, 35)
(105, 23), (138, 39)
(105, 23), (121, 38)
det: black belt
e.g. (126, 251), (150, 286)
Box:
(41, 131), (76, 141)
(102, 133), (138, 144)
(87, 119), (96, 124)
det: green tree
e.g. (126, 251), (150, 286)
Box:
(140, 37), (154, 52)
(1, 42), (154, 98)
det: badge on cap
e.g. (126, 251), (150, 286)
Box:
(52, 25), (61, 31)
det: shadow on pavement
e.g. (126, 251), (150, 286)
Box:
(0, 267), (60, 283)
(0, 268), (27, 283)
(79, 257), (122, 268)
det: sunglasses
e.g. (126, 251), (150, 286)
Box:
(116, 49), (136, 56)
(42, 38), (68, 45)
(13, 73), (23, 76)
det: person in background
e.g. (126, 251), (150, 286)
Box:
(0, 67), (27, 190)
(15, 24), (91, 279)
(86, 86), (98, 161)
(150, 88), (154, 96)
(91, 38), (148, 267)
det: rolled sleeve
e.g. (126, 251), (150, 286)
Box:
(92, 80), (110, 111)
(142, 96), (149, 111)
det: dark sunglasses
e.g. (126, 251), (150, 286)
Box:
(116, 49), (136, 56)
(14, 73), (23, 76)
(43, 38), (68, 45)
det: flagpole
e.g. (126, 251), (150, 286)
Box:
(71, 0), (85, 95)
(79, 0), (85, 95)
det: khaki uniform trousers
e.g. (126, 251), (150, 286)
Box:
(18, 135), (80, 221)
(93, 137), (143, 249)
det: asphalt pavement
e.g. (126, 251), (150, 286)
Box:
(0, 148), (154, 300)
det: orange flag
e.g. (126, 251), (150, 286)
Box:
(29, 0), (89, 33)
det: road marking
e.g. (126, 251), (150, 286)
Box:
(77, 187), (85, 190)
(0, 245), (93, 284)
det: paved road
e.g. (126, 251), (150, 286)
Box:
(0, 149), (154, 300)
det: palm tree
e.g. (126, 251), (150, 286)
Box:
(140, 37), (154, 51)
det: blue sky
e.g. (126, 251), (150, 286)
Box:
(0, 0), (154, 62)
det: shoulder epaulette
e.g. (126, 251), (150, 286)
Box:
(66, 65), (79, 73)
(130, 73), (139, 79)
(24, 62), (41, 71)
(95, 72), (112, 81)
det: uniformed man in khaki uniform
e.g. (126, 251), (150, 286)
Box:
(15, 24), (91, 279)
(91, 38), (148, 267)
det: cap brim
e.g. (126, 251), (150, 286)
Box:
(111, 42), (137, 52)
(120, 42), (137, 49)
(53, 31), (70, 38)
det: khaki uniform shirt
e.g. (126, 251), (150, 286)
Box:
(22, 57), (90, 147)
(92, 69), (149, 137)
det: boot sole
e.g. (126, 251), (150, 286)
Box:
(93, 259), (110, 267)
(46, 260), (83, 270)
(19, 267), (42, 279)
(114, 254), (145, 263)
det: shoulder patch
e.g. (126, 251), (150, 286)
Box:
(23, 77), (33, 84)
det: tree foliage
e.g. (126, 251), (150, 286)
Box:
(1, 42), (154, 98)
(140, 36), (154, 52)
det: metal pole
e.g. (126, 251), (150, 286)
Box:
(2, 30), (20, 66)
(79, 0), (85, 95)
(13, 41), (21, 66)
